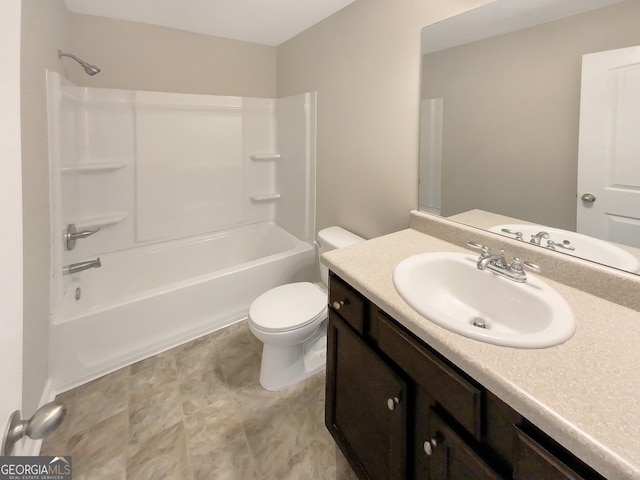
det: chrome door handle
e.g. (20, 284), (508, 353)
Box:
(581, 193), (596, 203)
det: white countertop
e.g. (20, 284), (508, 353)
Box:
(322, 227), (640, 480)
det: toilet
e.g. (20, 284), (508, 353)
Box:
(248, 226), (365, 391)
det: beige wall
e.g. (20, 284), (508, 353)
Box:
(277, 0), (492, 239)
(20, 0), (70, 415)
(421, 0), (640, 231)
(66, 13), (277, 97)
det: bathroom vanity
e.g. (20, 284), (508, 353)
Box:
(322, 212), (640, 480)
(326, 273), (602, 479)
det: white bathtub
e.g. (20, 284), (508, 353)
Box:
(49, 222), (316, 391)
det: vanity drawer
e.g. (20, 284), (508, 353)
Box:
(329, 274), (366, 334)
(376, 312), (482, 439)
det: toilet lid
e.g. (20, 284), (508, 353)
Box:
(249, 282), (327, 332)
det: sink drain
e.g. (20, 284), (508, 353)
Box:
(471, 317), (487, 329)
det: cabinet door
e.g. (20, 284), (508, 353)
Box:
(428, 408), (504, 480)
(326, 312), (408, 480)
(514, 427), (604, 480)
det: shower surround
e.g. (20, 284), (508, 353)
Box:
(46, 72), (317, 391)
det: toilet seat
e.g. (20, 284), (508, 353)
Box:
(249, 282), (327, 333)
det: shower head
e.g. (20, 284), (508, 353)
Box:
(58, 49), (101, 76)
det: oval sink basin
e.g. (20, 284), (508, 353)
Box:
(488, 223), (640, 273)
(393, 252), (575, 348)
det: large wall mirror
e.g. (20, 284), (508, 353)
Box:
(419, 0), (640, 274)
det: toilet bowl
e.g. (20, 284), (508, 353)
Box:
(248, 226), (364, 391)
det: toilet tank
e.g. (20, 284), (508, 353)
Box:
(317, 226), (365, 285)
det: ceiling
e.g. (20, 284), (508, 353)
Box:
(64, 0), (357, 46)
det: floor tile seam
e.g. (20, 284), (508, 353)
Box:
(172, 338), (216, 364)
(219, 358), (260, 385)
(125, 418), (188, 478)
(180, 397), (240, 427)
(62, 407), (130, 456)
(252, 434), (315, 479)
(284, 403), (318, 461)
(219, 364), (250, 393)
(66, 413), (130, 478)
(128, 402), (188, 454)
(178, 372), (225, 421)
(127, 400), (184, 464)
(237, 410), (267, 478)
(244, 402), (312, 478)
(228, 389), (267, 415)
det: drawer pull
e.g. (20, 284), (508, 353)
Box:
(332, 300), (345, 310)
(387, 397), (400, 411)
(423, 438), (438, 456)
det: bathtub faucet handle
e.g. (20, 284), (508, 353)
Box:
(65, 223), (100, 250)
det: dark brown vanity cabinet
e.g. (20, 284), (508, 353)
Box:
(325, 273), (605, 480)
(326, 308), (408, 479)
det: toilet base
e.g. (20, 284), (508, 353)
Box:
(259, 331), (327, 391)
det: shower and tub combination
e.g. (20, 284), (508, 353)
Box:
(46, 71), (318, 391)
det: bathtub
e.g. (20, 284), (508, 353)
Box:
(49, 222), (316, 391)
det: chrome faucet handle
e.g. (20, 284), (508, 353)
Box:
(500, 228), (524, 241)
(510, 257), (541, 275)
(467, 241), (490, 257)
(546, 239), (575, 251)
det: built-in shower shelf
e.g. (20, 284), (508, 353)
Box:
(61, 162), (127, 173)
(74, 212), (127, 230)
(249, 153), (281, 161)
(249, 193), (281, 203)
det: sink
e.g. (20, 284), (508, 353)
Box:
(488, 223), (640, 272)
(393, 252), (575, 348)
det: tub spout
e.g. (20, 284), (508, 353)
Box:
(63, 258), (101, 275)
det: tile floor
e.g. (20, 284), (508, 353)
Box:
(41, 321), (359, 480)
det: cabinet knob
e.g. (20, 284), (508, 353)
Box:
(387, 397), (400, 411)
(332, 300), (345, 310)
(423, 438), (438, 456)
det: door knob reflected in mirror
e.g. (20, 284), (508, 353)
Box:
(581, 193), (596, 203)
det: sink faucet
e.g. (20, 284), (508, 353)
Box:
(63, 258), (101, 275)
(530, 231), (550, 245)
(477, 251), (507, 270)
(467, 242), (540, 283)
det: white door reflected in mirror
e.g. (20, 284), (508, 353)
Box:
(577, 45), (640, 249)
